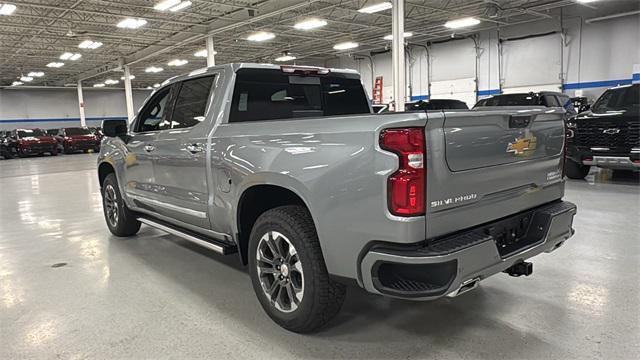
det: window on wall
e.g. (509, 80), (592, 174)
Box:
(170, 75), (216, 129)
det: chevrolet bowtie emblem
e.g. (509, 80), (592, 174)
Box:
(602, 128), (620, 135)
(507, 135), (537, 156)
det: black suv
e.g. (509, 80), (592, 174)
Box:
(475, 91), (577, 117)
(565, 84), (639, 179)
(406, 99), (469, 111)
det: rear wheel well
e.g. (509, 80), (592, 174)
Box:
(98, 162), (115, 187)
(237, 185), (307, 265)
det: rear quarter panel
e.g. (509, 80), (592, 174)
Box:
(211, 113), (428, 281)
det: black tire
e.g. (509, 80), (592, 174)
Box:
(565, 159), (590, 179)
(248, 205), (346, 333)
(63, 145), (72, 154)
(101, 173), (141, 237)
(50, 148), (58, 156)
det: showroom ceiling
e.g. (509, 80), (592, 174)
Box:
(0, 0), (610, 88)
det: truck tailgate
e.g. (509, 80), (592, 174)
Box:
(425, 108), (566, 239)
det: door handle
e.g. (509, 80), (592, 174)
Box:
(186, 144), (204, 154)
(144, 144), (155, 152)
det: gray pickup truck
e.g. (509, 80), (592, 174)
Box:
(98, 63), (577, 333)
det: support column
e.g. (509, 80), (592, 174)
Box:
(77, 80), (86, 127)
(392, 0), (406, 112)
(206, 35), (216, 67)
(124, 65), (135, 123)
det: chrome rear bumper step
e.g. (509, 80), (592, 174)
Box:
(138, 217), (237, 255)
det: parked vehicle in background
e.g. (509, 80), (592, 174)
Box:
(565, 84), (639, 179)
(0, 131), (16, 159)
(475, 91), (577, 118)
(46, 129), (59, 136)
(8, 128), (58, 157)
(88, 127), (103, 142)
(55, 127), (101, 154)
(571, 96), (591, 114)
(406, 99), (469, 111)
(97, 63), (576, 333)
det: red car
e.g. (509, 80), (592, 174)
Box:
(54, 127), (101, 154)
(8, 128), (58, 157)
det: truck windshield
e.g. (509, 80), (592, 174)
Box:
(65, 128), (92, 135)
(591, 85), (639, 113)
(18, 129), (45, 137)
(230, 69), (371, 122)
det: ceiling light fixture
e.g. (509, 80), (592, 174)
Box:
(169, 1), (191, 12)
(27, 72), (44, 77)
(294, 18), (328, 31)
(247, 31), (275, 42)
(93, 83), (105, 88)
(117, 18), (147, 29)
(12, 81), (23, 86)
(194, 49), (213, 57)
(46, 62), (64, 68)
(78, 40), (103, 49)
(104, 79), (119, 85)
(20, 76), (33, 82)
(0, 3), (16, 15)
(167, 59), (188, 66)
(145, 66), (164, 73)
(154, 0), (180, 10)
(444, 17), (481, 29)
(60, 52), (82, 60)
(358, 2), (392, 14)
(275, 54), (297, 62)
(576, 0), (598, 3)
(153, 83), (161, 88)
(383, 32), (413, 40)
(121, 75), (135, 80)
(333, 41), (359, 50)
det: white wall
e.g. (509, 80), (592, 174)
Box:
(321, 6), (639, 105)
(0, 88), (151, 130)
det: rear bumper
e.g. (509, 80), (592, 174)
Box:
(359, 201), (577, 300)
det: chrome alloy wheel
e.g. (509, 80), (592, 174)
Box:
(256, 231), (304, 313)
(104, 184), (119, 228)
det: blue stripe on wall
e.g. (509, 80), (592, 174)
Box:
(478, 89), (501, 96)
(410, 95), (430, 101)
(563, 79), (633, 90)
(0, 116), (128, 124)
(633, 73), (640, 82)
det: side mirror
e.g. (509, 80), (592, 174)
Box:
(102, 119), (128, 138)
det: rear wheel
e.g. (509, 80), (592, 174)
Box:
(248, 205), (346, 333)
(565, 159), (590, 179)
(101, 173), (141, 237)
(50, 148), (58, 156)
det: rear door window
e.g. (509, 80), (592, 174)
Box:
(170, 75), (216, 129)
(229, 69), (370, 123)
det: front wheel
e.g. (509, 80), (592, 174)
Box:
(248, 205), (346, 333)
(101, 173), (141, 237)
(565, 159), (590, 179)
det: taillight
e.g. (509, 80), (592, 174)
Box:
(380, 128), (425, 216)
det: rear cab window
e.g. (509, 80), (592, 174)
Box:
(229, 68), (371, 123)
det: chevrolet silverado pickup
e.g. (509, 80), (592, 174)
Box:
(565, 84), (640, 179)
(97, 63), (577, 333)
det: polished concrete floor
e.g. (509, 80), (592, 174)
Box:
(1, 154), (638, 359)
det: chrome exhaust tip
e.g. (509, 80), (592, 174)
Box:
(446, 277), (480, 298)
